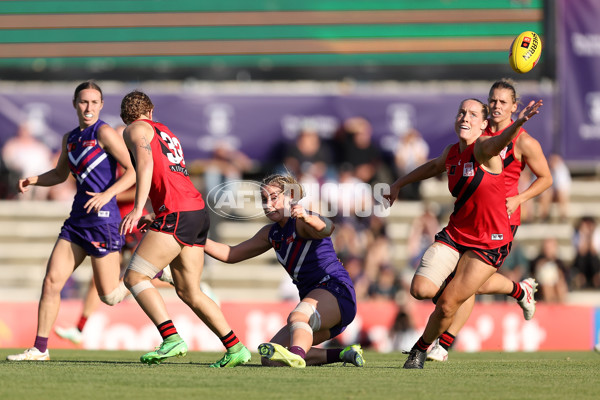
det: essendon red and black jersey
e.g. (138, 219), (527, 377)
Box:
(444, 142), (512, 249)
(484, 123), (526, 225)
(141, 119), (204, 217)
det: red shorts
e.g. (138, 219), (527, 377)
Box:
(149, 209), (210, 247)
(435, 228), (511, 269)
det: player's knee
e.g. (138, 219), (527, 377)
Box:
(42, 272), (65, 296)
(128, 280), (154, 299)
(435, 297), (460, 319)
(174, 285), (195, 304)
(123, 270), (138, 290)
(288, 302), (321, 331)
(410, 280), (437, 300)
(126, 253), (161, 281)
(99, 284), (127, 306)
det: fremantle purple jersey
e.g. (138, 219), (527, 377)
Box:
(65, 120), (121, 227)
(268, 216), (354, 298)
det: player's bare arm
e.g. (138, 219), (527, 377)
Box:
(506, 132), (553, 215)
(17, 133), (71, 193)
(120, 122), (154, 235)
(205, 225), (272, 263)
(294, 208), (334, 239)
(386, 145), (449, 206)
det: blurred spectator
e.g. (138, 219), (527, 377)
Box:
(538, 154), (571, 222)
(571, 216), (600, 289)
(322, 163), (374, 222)
(1, 122), (53, 200)
(331, 218), (366, 261)
(387, 307), (420, 353)
(337, 116), (385, 184)
(363, 216), (393, 289)
(498, 239), (529, 284)
(342, 256), (370, 302)
(530, 238), (569, 303)
(406, 202), (441, 270)
(190, 140), (255, 213)
(393, 128), (429, 200)
(0, 154), (11, 199)
(283, 127), (334, 185)
(368, 266), (400, 301)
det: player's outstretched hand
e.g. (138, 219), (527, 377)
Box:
(518, 99), (543, 123)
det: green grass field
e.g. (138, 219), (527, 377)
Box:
(1, 349), (598, 400)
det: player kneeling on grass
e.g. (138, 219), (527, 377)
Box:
(204, 174), (364, 368)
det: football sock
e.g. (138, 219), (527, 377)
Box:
(439, 331), (455, 350)
(327, 348), (343, 363)
(76, 316), (88, 332)
(34, 336), (48, 353)
(220, 330), (241, 351)
(509, 282), (524, 301)
(289, 346), (306, 359)
(157, 320), (178, 340)
(414, 336), (431, 352)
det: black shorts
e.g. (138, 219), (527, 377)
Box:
(435, 228), (511, 269)
(149, 209), (210, 247)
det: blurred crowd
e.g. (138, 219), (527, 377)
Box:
(2, 117), (599, 310)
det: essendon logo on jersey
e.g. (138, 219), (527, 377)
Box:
(499, 147), (508, 160)
(448, 165), (457, 175)
(463, 162), (474, 177)
(82, 140), (96, 147)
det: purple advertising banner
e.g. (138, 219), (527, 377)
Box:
(0, 84), (554, 167)
(558, 0), (600, 160)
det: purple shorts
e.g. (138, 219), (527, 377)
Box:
(303, 277), (357, 338)
(58, 221), (124, 258)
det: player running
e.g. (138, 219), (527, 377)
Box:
(425, 80), (552, 362)
(387, 98), (543, 369)
(119, 90), (250, 367)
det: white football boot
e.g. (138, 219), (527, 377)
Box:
(426, 339), (448, 362)
(517, 278), (538, 320)
(7, 347), (50, 361)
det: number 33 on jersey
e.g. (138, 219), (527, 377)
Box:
(145, 120), (204, 216)
(158, 129), (188, 175)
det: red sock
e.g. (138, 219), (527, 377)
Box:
(76, 316), (88, 332)
(157, 320), (178, 340)
(414, 336), (431, 352)
(220, 330), (240, 350)
(439, 331), (455, 350)
(509, 282), (524, 300)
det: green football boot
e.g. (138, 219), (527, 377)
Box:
(140, 335), (188, 365)
(209, 345), (251, 368)
(340, 344), (365, 367)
